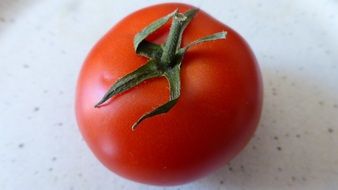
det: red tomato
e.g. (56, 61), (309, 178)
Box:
(76, 3), (262, 185)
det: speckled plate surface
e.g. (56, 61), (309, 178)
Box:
(1, 0), (337, 190)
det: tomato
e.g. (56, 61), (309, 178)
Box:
(75, 3), (262, 186)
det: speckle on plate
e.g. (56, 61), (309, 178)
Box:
(33, 107), (40, 112)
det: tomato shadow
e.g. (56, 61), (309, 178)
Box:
(179, 64), (338, 189)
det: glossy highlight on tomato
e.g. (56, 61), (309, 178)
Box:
(75, 3), (262, 186)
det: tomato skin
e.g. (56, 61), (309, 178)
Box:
(75, 3), (262, 186)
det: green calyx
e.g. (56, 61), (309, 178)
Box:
(95, 8), (227, 130)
